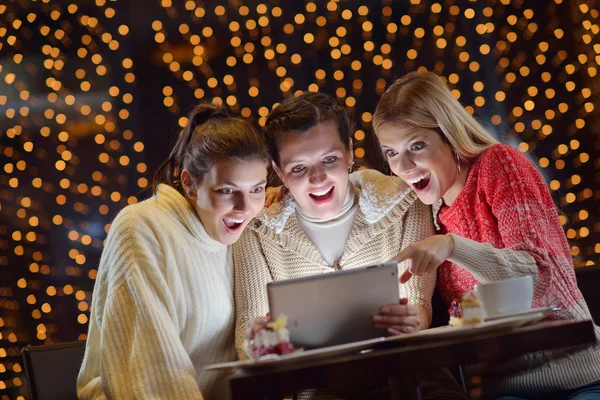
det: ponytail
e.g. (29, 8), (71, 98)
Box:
(153, 103), (269, 195)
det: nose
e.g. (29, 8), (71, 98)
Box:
(394, 153), (416, 175)
(232, 192), (251, 214)
(308, 165), (327, 186)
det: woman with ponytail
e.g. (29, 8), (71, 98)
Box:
(78, 104), (270, 399)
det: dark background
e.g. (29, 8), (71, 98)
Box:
(0, 0), (598, 397)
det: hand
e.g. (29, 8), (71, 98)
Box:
(394, 234), (455, 284)
(372, 298), (421, 335)
(264, 186), (287, 207)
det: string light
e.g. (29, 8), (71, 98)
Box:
(0, 1), (146, 396)
(1, 1), (599, 397)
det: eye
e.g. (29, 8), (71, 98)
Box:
(410, 141), (425, 151)
(290, 166), (306, 174)
(384, 149), (398, 158)
(217, 188), (234, 195)
(251, 186), (265, 194)
(323, 156), (338, 164)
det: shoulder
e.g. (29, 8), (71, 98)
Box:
(473, 145), (551, 205)
(234, 223), (262, 249)
(350, 168), (410, 194)
(254, 194), (296, 234)
(476, 144), (537, 176)
(110, 197), (157, 234)
(105, 195), (170, 253)
(351, 169), (417, 224)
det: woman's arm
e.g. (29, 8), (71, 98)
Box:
(233, 229), (273, 359)
(398, 199), (437, 329)
(447, 234), (538, 283)
(77, 213), (204, 399)
(447, 146), (572, 303)
(375, 199), (438, 333)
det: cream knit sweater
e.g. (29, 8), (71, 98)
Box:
(233, 170), (436, 359)
(77, 184), (236, 400)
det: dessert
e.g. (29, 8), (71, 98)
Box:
(244, 314), (296, 360)
(448, 294), (484, 326)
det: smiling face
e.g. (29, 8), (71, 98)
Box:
(377, 122), (466, 205)
(273, 121), (352, 219)
(182, 159), (268, 245)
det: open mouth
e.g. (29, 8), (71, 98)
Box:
(222, 218), (246, 234)
(407, 173), (431, 192)
(308, 186), (335, 204)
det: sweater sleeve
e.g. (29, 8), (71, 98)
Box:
(233, 228), (273, 360)
(400, 200), (436, 329)
(77, 211), (204, 400)
(447, 145), (569, 304)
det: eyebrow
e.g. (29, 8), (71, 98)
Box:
(383, 133), (424, 149)
(283, 146), (340, 166)
(221, 179), (268, 187)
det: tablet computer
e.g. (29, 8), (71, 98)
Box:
(267, 261), (399, 349)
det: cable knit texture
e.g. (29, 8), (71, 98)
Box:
(433, 144), (600, 397)
(77, 184), (236, 400)
(233, 170), (436, 398)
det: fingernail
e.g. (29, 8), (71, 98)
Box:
(381, 307), (389, 313)
(373, 315), (382, 321)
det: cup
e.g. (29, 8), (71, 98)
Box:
(473, 276), (533, 318)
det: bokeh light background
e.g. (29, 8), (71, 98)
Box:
(1, 0), (599, 397)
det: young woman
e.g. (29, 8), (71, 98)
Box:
(373, 70), (600, 399)
(77, 104), (270, 399)
(233, 92), (467, 399)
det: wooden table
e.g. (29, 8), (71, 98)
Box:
(227, 320), (596, 400)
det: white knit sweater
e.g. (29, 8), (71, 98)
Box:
(233, 170), (437, 359)
(77, 184), (236, 400)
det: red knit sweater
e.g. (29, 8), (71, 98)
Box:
(435, 144), (583, 313)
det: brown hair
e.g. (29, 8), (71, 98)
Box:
(373, 71), (498, 163)
(263, 92), (353, 166)
(153, 103), (269, 194)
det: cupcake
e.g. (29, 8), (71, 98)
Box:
(244, 314), (295, 360)
(449, 294), (484, 326)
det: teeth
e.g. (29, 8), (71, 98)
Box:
(224, 218), (245, 224)
(406, 173), (430, 184)
(311, 187), (332, 196)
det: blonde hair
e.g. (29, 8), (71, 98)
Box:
(373, 71), (498, 163)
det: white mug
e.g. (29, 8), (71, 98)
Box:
(474, 276), (534, 318)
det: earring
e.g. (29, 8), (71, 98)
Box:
(348, 161), (355, 172)
(455, 151), (462, 174)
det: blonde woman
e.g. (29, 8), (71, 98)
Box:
(373, 70), (600, 399)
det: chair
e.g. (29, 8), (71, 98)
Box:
(575, 265), (600, 324)
(22, 340), (86, 400)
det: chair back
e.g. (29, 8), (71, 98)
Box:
(21, 341), (86, 400)
(575, 266), (600, 324)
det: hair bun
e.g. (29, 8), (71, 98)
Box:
(188, 104), (229, 130)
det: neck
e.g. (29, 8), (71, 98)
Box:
(156, 184), (226, 251)
(442, 165), (470, 206)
